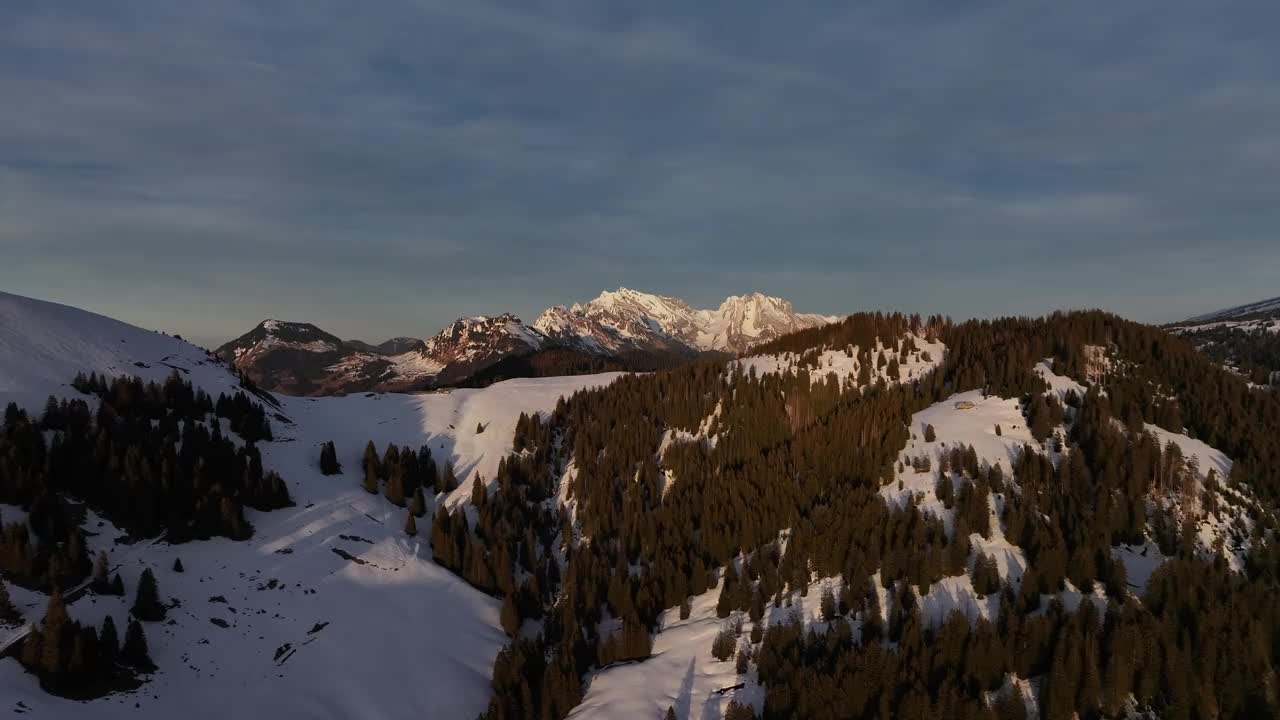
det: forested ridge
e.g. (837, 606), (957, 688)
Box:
(393, 310), (1280, 720)
(0, 371), (291, 697)
(1173, 322), (1280, 387)
(6, 306), (1279, 717)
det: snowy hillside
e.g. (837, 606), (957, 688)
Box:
(736, 332), (944, 387)
(0, 291), (245, 411)
(1169, 296), (1280, 388)
(1185, 295), (1280, 323)
(0, 290), (624, 719)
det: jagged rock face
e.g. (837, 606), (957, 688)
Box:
(214, 321), (389, 396)
(219, 290), (838, 395)
(409, 314), (546, 385)
(534, 288), (838, 355)
(701, 293), (838, 354)
(217, 315), (549, 395)
(535, 289), (702, 354)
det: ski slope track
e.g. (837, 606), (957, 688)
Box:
(0, 290), (624, 720)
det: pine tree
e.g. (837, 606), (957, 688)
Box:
(404, 511), (418, 537)
(362, 440), (380, 493)
(0, 579), (19, 625)
(820, 584), (838, 622)
(40, 589), (69, 674)
(665, 706), (677, 720)
(110, 573), (125, 597)
(91, 551), (110, 592)
(67, 629), (89, 677)
(122, 618), (154, 670)
(362, 459), (380, 494)
(319, 441), (342, 475)
(500, 593), (520, 637)
(99, 616), (120, 666)
(409, 487), (427, 517)
(711, 623), (737, 661)
(172, 557), (184, 573)
(441, 463), (459, 493)
(925, 424), (937, 442)
(131, 568), (165, 622)
(384, 462), (406, 506)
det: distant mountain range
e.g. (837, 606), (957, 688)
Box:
(214, 289), (839, 396)
(1183, 295), (1280, 324)
(1169, 294), (1280, 387)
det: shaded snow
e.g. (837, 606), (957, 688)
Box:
(569, 574), (763, 720)
(0, 290), (625, 720)
(1143, 423), (1233, 482)
(1034, 360), (1086, 401)
(1112, 542), (1169, 595)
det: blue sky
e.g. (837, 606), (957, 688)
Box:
(2, 1), (1278, 347)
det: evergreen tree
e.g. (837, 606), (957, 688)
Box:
(39, 590), (69, 675)
(711, 622), (737, 661)
(404, 511), (418, 537)
(319, 440), (342, 475)
(0, 580), (19, 625)
(409, 487), (427, 517)
(362, 440), (380, 493)
(820, 584), (838, 622)
(500, 593), (520, 637)
(131, 568), (165, 622)
(122, 618), (154, 670)
(384, 462), (406, 506)
(99, 616), (120, 666)
(91, 551), (110, 592)
(172, 557), (184, 573)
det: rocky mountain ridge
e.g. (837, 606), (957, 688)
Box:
(215, 289), (839, 396)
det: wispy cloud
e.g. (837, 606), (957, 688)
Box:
(1, 0), (1278, 345)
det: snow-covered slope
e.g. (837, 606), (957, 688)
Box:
(1168, 298), (1280, 388)
(0, 290), (624, 719)
(1185, 295), (1280, 323)
(0, 291), (244, 411)
(535, 288), (838, 355)
(736, 332), (944, 387)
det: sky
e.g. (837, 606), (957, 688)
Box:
(2, 1), (1278, 347)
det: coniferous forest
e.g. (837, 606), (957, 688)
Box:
(0, 371), (290, 697)
(376, 310), (1280, 720)
(5, 311), (1280, 716)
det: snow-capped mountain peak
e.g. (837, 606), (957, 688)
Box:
(420, 313), (545, 364)
(533, 288), (838, 355)
(219, 319), (345, 360)
(216, 289), (838, 395)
